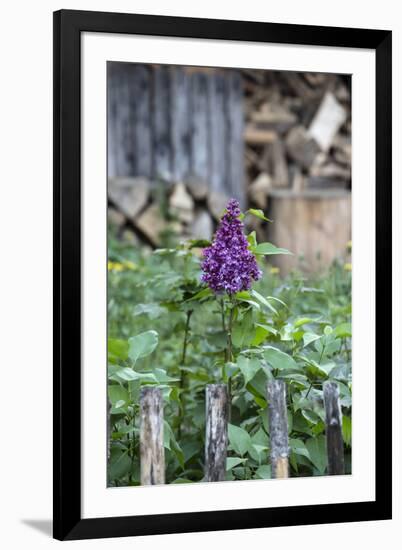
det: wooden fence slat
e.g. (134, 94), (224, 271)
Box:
(152, 66), (172, 179)
(170, 67), (191, 182)
(132, 64), (152, 178)
(107, 62), (118, 178)
(267, 380), (289, 478)
(323, 381), (345, 475)
(140, 387), (165, 485)
(225, 71), (245, 207)
(190, 72), (210, 184)
(205, 384), (228, 482)
(208, 72), (227, 194)
(112, 64), (133, 177)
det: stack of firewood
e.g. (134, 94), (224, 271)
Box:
(243, 70), (351, 210)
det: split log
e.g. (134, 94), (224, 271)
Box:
(248, 172), (272, 209)
(323, 381), (345, 475)
(267, 380), (289, 478)
(191, 209), (213, 240)
(140, 387), (165, 485)
(286, 126), (320, 170)
(270, 139), (289, 188)
(108, 177), (149, 220)
(244, 125), (277, 145)
(308, 92), (347, 152)
(169, 182), (194, 224)
(205, 384), (229, 482)
(135, 203), (168, 246)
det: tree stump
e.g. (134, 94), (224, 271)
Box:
(267, 189), (351, 274)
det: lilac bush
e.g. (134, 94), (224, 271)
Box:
(201, 198), (262, 295)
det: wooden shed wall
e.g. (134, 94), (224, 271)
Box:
(107, 62), (245, 206)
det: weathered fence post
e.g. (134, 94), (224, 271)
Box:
(205, 384), (229, 482)
(323, 381), (345, 475)
(267, 380), (290, 478)
(140, 387), (165, 485)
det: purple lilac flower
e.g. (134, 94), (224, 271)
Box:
(201, 198), (262, 295)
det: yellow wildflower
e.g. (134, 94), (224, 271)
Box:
(108, 261), (124, 272)
(270, 267), (280, 275)
(343, 263), (352, 272)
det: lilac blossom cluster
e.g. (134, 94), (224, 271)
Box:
(201, 199), (262, 295)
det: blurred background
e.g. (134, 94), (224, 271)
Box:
(108, 62), (351, 274)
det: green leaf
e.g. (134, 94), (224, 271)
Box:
(251, 324), (277, 346)
(247, 231), (257, 248)
(305, 435), (327, 474)
(303, 332), (321, 348)
(228, 424), (252, 456)
(226, 457), (247, 471)
(294, 317), (315, 328)
(153, 368), (180, 384)
(255, 464), (272, 479)
(163, 421), (184, 468)
(109, 448), (131, 480)
(186, 287), (213, 302)
(232, 310), (254, 348)
(108, 385), (130, 410)
(108, 338), (129, 362)
(342, 415), (352, 446)
(263, 346), (298, 370)
(133, 303), (164, 319)
(109, 367), (157, 383)
(334, 322), (352, 339)
(128, 330), (158, 365)
(188, 239), (211, 249)
(246, 208), (272, 222)
(251, 242), (292, 256)
(250, 289), (276, 314)
(289, 438), (310, 459)
(237, 356), (261, 386)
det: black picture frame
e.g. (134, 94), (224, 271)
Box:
(53, 9), (392, 541)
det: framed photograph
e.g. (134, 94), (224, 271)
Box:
(53, 9), (392, 541)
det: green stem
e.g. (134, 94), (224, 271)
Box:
(180, 309), (193, 370)
(227, 295), (234, 363)
(226, 294), (235, 422)
(178, 309), (193, 438)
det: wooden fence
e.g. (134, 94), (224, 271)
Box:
(107, 62), (245, 206)
(136, 380), (345, 485)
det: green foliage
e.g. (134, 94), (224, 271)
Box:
(107, 228), (352, 486)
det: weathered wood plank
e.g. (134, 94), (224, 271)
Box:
(152, 66), (171, 180)
(267, 380), (289, 478)
(205, 384), (228, 482)
(112, 64), (134, 177)
(208, 72), (226, 194)
(190, 71), (210, 184)
(140, 387), (165, 485)
(323, 381), (345, 475)
(225, 71), (245, 207)
(107, 62), (118, 178)
(132, 64), (152, 178)
(170, 67), (190, 182)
